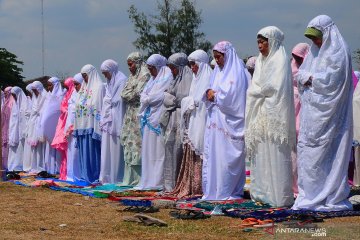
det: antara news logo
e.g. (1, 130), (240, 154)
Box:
(264, 220), (327, 237)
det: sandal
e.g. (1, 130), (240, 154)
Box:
(37, 171), (55, 178)
(134, 213), (168, 227)
(240, 218), (259, 227)
(6, 172), (21, 180)
(169, 209), (211, 220)
(253, 219), (275, 228)
(122, 206), (160, 213)
(122, 206), (159, 213)
(123, 216), (143, 223)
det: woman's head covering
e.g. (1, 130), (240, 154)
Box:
(181, 49), (213, 156)
(48, 77), (63, 96)
(188, 50), (209, 64)
(99, 59), (128, 136)
(257, 26), (285, 60)
(40, 76), (65, 142)
(166, 53), (192, 92)
(27, 81), (47, 145)
(122, 52), (150, 107)
(139, 54), (173, 132)
(291, 43), (310, 78)
(62, 78), (75, 109)
(127, 52), (146, 78)
(8, 86), (28, 145)
(245, 56), (257, 70)
(75, 64), (105, 139)
(146, 54), (167, 72)
(100, 59), (119, 75)
(51, 77), (75, 153)
(26, 83), (34, 95)
(292, 43), (310, 59)
(73, 73), (84, 84)
(127, 52), (142, 62)
(161, 52), (193, 132)
(168, 53), (188, 67)
(209, 41), (250, 139)
(246, 26), (295, 154)
(304, 27), (323, 39)
(10, 86), (23, 95)
(187, 49), (211, 98)
(298, 15), (352, 91)
(31, 81), (44, 92)
(212, 41), (250, 87)
(64, 77), (74, 88)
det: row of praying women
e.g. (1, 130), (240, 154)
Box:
(1, 15), (359, 212)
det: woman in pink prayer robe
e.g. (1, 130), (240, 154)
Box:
(51, 78), (75, 180)
(1, 87), (15, 170)
(290, 43), (309, 196)
(291, 43), (310, 136)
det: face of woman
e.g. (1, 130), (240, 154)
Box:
(47, 82), (54, 92)
(257, 37), (269, 57)
(311, 37), (323, 48)
(147, 65), (158, 78)
(81, 73), (89, 83)
(74, 82), (81, 92)
(292, 54), (304, 66)
(27, 91), (32, 98)
(213, 50), (225, 69)
(64, 83), (70, 91)
(168, 64), (179, 78)
(32, 89), (39, 97)
(189, 61), (199, 75)
(102, 71), (112, 81)
(11, 93), (17, 102)
(127, 60), (137, 75)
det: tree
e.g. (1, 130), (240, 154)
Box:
(128, 0), (212, 58)
(354, 48), (360, 69)
(0, 48), (25, 89)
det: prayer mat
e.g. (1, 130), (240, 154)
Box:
(193, 199), (271, 211)
(223, 208), (360, 222)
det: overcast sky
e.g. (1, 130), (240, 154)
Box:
(1, 0), (359, 80)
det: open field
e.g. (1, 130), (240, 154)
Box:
(1, 182), (359, 240)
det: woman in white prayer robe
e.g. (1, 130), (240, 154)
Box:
(161, 53), (193, 191)
(293, 15), (353, 211)
(202, 41), (249, 200)
(7, 87), (27, 171)
(99, 59), (128, 184)
(41, 77), (63, 175)
(65, 73), (83, 182)
(136, 54), (173, 190)
(74, 65), (106, 184)
(22, 83), (34, 172)
(28, 81), (48, 173)
(170, 49), (212, 198)
(246, 26), (295, 207)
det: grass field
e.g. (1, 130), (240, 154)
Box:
(0, 182), (359, 240)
